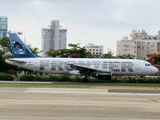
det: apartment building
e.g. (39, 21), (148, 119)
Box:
(0, 17), (7, 39)
(86, 43), (103, 55)
(117, 30), (160, 59)
(41, 20), (67, 57)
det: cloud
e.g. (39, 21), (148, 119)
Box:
(116, 0), (133, 5)
(113, 10), (125, 22)
(1, 0), (160, 55)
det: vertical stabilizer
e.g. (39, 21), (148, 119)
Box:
(9, 33), (37, 58)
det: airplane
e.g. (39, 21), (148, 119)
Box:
(5, 32), (158, 83)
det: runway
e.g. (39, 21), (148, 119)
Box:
(0, 88), (160, 120)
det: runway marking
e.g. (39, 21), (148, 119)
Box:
(24, 88), (160, 95)
(0, 99), (159, 107)
(25, 88), (109, 94)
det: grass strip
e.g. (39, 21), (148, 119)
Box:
(0, 84), (159, 90)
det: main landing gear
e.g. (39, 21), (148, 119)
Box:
(82, 77), (88, 83)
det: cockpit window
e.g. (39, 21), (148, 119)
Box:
(145, 64), (151, 66)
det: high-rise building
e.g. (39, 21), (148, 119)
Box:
(41, 20), (67, 57)
(0, 17), (7, 39)
(86, 43), (103, 55)
(117, 30), (160, 59)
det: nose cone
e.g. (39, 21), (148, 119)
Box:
(152, 67), (159, 74)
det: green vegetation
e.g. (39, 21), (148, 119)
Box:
(0, 72), (159, 84)
(0, 73), (160, 90)
(0, 37), (11, 53)
(15, 74), (160, 83)
(0, 73), (14, 80)
(46, 43), (93, 58)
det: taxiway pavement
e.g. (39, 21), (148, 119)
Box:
(0, 88), (160, 120)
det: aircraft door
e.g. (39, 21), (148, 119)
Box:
(135, 61), (140, 70)
(34, 60), (40, 69)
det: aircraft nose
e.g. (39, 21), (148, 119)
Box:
(152, 67), (158, 74)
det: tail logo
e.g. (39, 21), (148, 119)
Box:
(12, 40), (24, 54)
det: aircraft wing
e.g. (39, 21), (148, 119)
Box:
(68, 64), (97, 75)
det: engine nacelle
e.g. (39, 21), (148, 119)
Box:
(92, 71), (112, 80)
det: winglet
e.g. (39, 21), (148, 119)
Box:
(9, 33), (37, 58)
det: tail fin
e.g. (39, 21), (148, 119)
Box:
(9, 33), (37, 58)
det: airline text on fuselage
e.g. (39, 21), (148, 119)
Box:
(35, 60), (134, 72)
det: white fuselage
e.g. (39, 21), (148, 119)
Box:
(5, 58), (158, 76)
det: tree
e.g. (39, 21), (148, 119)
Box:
(46, 43), (93, 58)
(116, 54), (135, 59)
(28, 47), (42, 57)
(46, 49), (70, 57)
(102, 49), (115, 58)
(147, 53), (160, 65)
(0, 37), (11, 53)
(68, 43), (91, 58)
(0, 54), (18, 74)
(0, 45), (5, 55)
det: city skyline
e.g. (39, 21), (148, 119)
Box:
(1, 0), (160, 55)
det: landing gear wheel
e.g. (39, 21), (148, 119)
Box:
(82, 77), (88, 83)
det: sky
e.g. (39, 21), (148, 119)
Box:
(1, 0), (160, 55)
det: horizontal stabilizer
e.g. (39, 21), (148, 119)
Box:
(5, 59), (26, 65)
